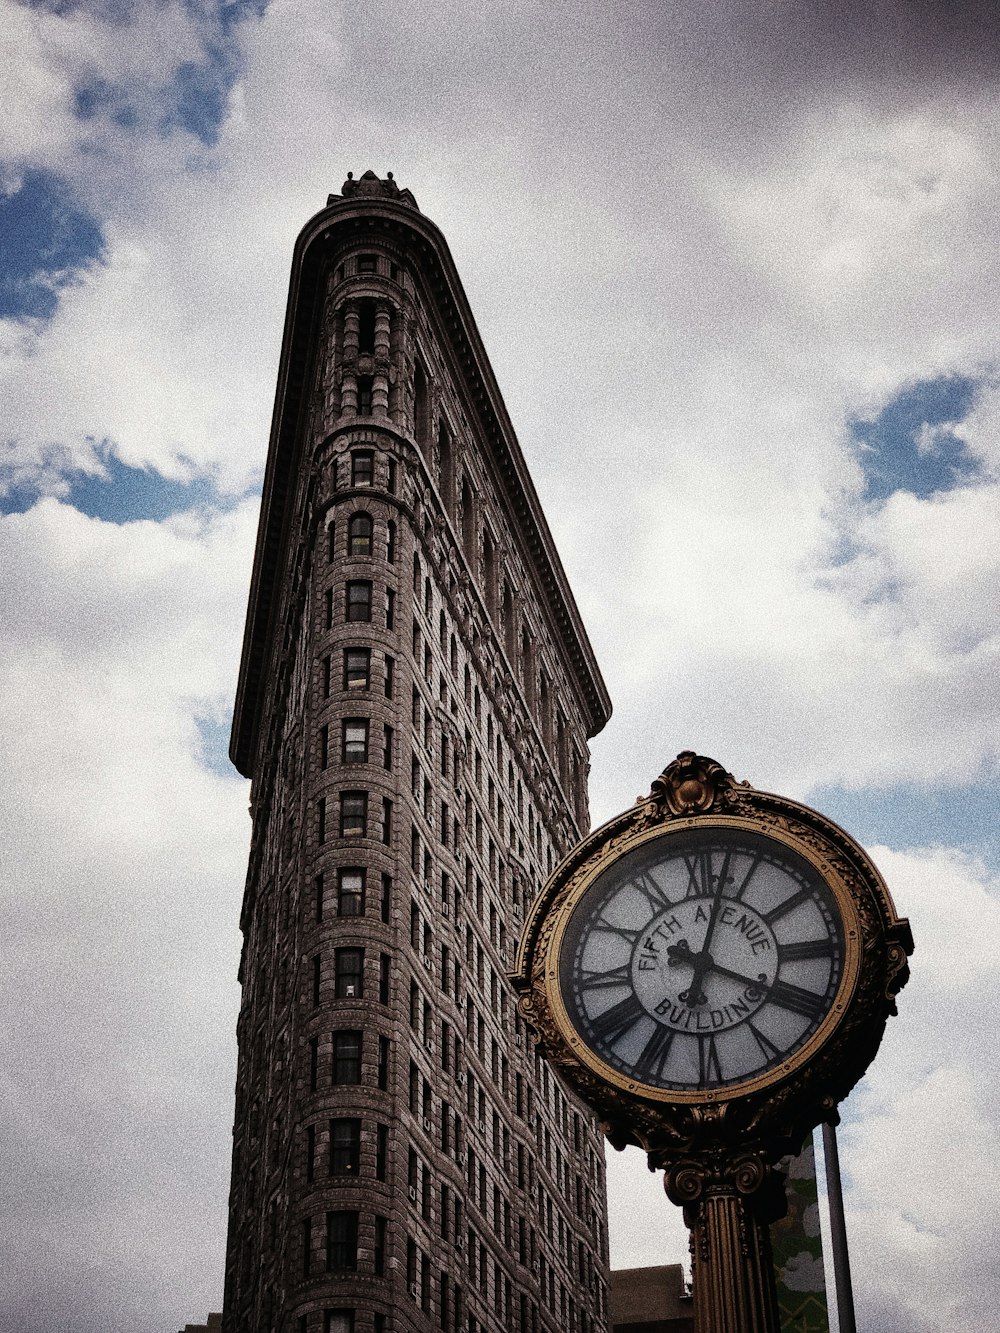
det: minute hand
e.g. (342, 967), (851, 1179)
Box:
(682, 851), (732, 1009)
(700, 848), (732, 955)
(701, 960), (825, 1018)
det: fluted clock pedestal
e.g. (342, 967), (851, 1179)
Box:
(664, 1152), (786, 1333)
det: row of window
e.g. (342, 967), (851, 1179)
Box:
(314, 868), (389, 922)
(319, 718), (392, 769)
(326, 580), (395, 628)
(320, 647), (394, 697)
(316, 792), (392, 843)
(310, 948), (390, 1006)
(307, 1030), (389, 1091)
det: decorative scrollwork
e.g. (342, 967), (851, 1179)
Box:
(649, 750), (741, 819)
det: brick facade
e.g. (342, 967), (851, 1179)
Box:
(223, 171), (613, 1333)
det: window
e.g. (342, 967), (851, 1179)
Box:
(340, 791), (367, 837)
(342, 719), (368, 763)
(387, 457), (397, 494)
(386, 520), (396, 563)
(337, 867), (364, 916)
(327, 520), (336, 562)
(385, 587), (395, 629)
(303, 1217), (312, 1277)
(346, 580), (372, 622)
(381, 873), (392, 923)
(330, 1118), (361, 1175)
(325, 587), (333, 628)
(383, 724), (394, 769)
(379, 952), (391, 1004)
(376, 1123), (389, 1180)
(309, 1036), (318, 1091)
(332, 1031), (362, 1084)
(348, 511), (372, 556)
(323, 654), (331, 698)
(375, 1215), (387, 1277)
(357, 377), (373, 415)
(381, 797), (393, 845)
(377, 1034), (390, 1090)
(315, 874), (324, 922)
(358, 254), (376, 274)
(335, 948), (364, 998)
(306, 1124), (316, 1181)
(317, 797), (326, 845)
(384, 654), (394, 698)
(324, 1313), (354, 1333)
(344, 647), (370, 690)
(327, 1210), (359, 1271)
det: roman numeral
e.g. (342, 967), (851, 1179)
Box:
(698, 1034), (723, 1087)
(579, 965), (631, 992)
(683, 851), (713, 898)
(631, 870), (675, 913)
(748, 1023), (783, 1063)
(589, 994), (645, 1045)
(764, 887), (812, 924)
(732, 853), (763, 902)
(635, 1026), (675, 1081)
(766, 978), (826, 1020)
(593, 918), (642, 947)
(777, 938), (834, 963)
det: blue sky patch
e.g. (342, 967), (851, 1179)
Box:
(0, 170), (105, 320)
(65, 0), (270, 149)
(811, 776), (1000, 874)
(851, 376), (981, 503)
(0, 453), (243, 523)
(196, 715), (239, 778)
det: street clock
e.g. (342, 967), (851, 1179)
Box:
(512, 752), (912, 1333)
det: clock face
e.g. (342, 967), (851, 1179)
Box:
(557, 827), (845, 1094)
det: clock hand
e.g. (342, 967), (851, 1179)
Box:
(700, 848), (732, 957)
(697, 957), (769, 998)
(665, 941), (707, 1006)
(679, 857), (732, 1008)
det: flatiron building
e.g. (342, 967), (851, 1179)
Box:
(224, 171), (613, 1333)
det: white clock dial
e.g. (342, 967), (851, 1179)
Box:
(559, 830), (844, 1092)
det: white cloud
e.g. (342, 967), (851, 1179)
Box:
(0, 498), (256, 1330)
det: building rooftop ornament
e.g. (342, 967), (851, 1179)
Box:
(331, 169), (419, 210)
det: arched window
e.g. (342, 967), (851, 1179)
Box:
(348, 512), (373, 557)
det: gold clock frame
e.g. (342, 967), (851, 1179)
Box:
(512, 751), (912, 1159)
(542, 814), (863, 1107)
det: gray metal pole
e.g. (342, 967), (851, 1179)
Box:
(821, 1122), (857, 1333)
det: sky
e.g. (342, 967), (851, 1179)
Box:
(1, 1), (999, 1330)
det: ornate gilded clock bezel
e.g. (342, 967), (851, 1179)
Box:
(543, 814), (861, 1105)
(512, 753), (912, 1151)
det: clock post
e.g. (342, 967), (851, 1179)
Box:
(511, 752), (912, 1333)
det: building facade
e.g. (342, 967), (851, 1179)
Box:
(224, 171), (613, 1333)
